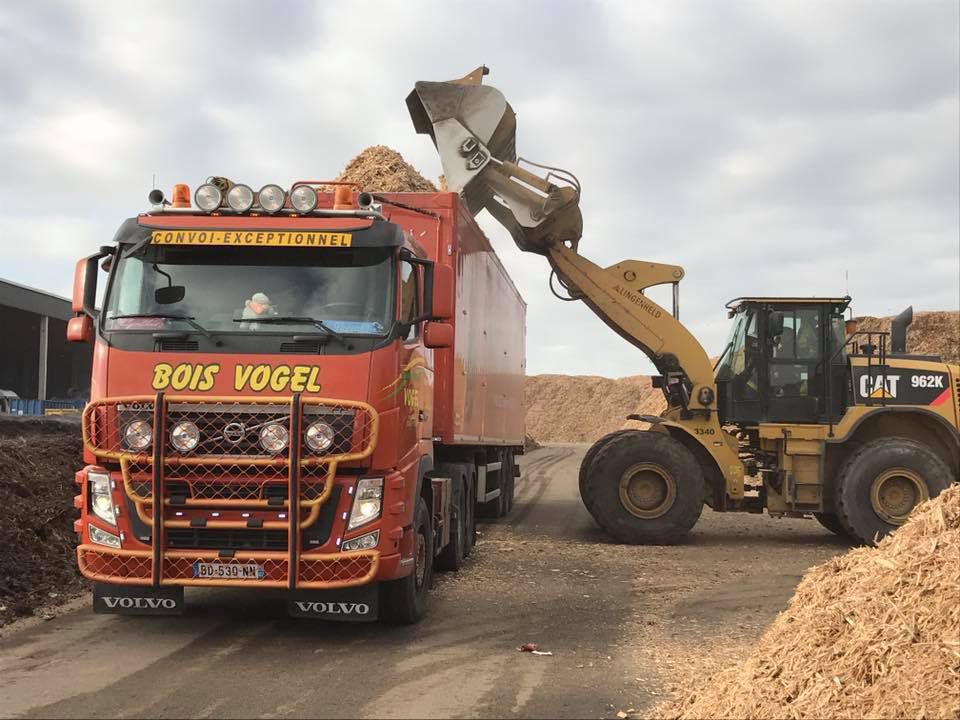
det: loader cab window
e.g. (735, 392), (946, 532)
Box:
(766, 307), (823, 422)
(715, 309), (762, 422)
(399, 258), (419, 341)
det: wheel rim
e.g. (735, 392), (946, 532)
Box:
(414, 530), (427, 588)
(618, 462), (676, 519)
(870, 468), (928, 524)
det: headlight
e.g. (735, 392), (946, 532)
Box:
(89, 524), (121, 549)
(304, 421), (335, 453)
(347, 477), (383, 530)
(342, 530), (379, 552)
(290, 185), (318, 213)
(124, 420), (152, 451)
(89, 470), (116, 526)
(259, 423), (289, 454)
(226, 184), (255, 213)
(194, 183), (223, 212)
(170, 421), (200, 453)
(258, 184), (286, 213)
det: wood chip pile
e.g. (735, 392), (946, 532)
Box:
(524, 375), (666, 443)
(654, 485), (960, 720)
(856, 311), (959, 364)
(331, 145), (437, 193)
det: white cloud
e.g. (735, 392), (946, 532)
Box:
(0, 0), (956, 378)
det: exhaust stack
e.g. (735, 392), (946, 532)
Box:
(890, 306), (913, 354)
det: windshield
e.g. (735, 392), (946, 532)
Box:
(104, 245), (394, 335)
(714, 310), (755, 382)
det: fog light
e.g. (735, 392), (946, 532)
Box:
(194, 183), (222, 212)
(290, 185), (318, 213)
(123, 420), (152, 451)
(304, 421), (334, 453)
(170, 421), (200, 453)
(226, 184), (255, 213)
(259, 423), (289, 454)
(89, 524), (121, 549)
(258, 184), (286, 213)
(342, 530), (379, 552)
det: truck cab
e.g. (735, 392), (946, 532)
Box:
(68, 181), (525, 622)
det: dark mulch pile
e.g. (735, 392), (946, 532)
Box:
(0, 417), (87, 625)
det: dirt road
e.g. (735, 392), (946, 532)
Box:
(0, 445), (846, 719)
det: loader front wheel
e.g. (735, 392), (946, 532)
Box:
(586, 432), (704, 544)
(579, 430), (643, 516)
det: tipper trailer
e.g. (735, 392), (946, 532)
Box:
(68, 183), (525, 622)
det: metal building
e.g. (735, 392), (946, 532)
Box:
(0, 278), (92, 408)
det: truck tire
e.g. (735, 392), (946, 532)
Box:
(380, 496), (433, 624)
(579, 430), (643, 516)
(834, 437), (952, 546)
(813, 512), (849, 538)
(436, 467), (467, 572)
(503, 450), (516, 515)
(585, 431), (704, 544)
(464, 468), (477, 557)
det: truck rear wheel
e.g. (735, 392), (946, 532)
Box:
(585, 431), (704, 544)
(464, 469), (477, 557)
(436, 467), (467, 572)
(579, 430), (643, 517)
(380, 496), (433, 624)
(834, 437), (952, 545)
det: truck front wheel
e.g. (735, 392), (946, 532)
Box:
(585, 431), (704, 544)
(380, 496), (433, 624)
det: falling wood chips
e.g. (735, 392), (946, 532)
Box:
(330, 145), (436, 193)
(653, 486), (960, 720)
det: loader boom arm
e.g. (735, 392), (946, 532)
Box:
(407, 67), (719, 416)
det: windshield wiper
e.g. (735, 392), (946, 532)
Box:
(111, 313), (220, 345)
(233, 316), (351, 348)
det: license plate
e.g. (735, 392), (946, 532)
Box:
(192, 561), (265, 580)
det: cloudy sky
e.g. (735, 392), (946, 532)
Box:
(1, 1), (957, 377)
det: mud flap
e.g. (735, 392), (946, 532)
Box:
(93, 583), (184, 615)
(287, 584), (379, 622)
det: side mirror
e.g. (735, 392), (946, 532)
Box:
(67, 315), (93, 343)
(431, 264), (454, 319)
(155, 285), (186, 305)
(424, 321), (453, 349)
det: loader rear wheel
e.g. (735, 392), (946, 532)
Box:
(579, 430), (643, 516)
(586, 432), (704, 544)
(813, 512), (849, 538)
(834, 438), (952, 546)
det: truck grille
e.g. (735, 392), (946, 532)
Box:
(167, 529), (288, 550)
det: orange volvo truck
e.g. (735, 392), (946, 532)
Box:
(67, 180), (525, 622)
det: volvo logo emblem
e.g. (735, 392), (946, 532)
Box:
(223, 422), (246, 444)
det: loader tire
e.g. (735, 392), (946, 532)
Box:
(381, 497), (432, 624)
(812, 512), (849, 538)
(579, 430), (644, 516)
(834, 438), (952, 546)
(586, 431), (704, 544)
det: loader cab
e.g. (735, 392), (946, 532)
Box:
(715, 297), (851, 425)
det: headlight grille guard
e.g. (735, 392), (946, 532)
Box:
(80, 393), (380, 589)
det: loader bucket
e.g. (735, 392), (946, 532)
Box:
(406, 66), (517, 216)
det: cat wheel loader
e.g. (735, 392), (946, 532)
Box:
(407, 67), (960, 546)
